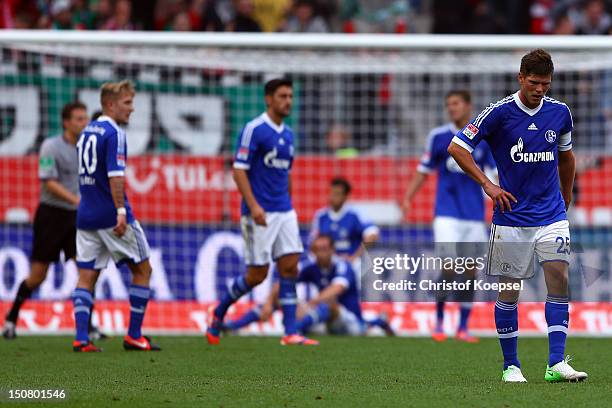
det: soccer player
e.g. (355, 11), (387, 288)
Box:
(311, 177), (379, 263)
(402, 90), (496, 343)
(2, 102), (100, 340)
(206, 78), (318, 346)
(72, 81), (160, 352)
(223, 235), (395, 336)
(448, 49), (587, 382)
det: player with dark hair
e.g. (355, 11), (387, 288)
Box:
(2, 102), (97, 340)
(403, 90), (496, 343)
(449, 49), (587, 382)
(72, 80), (160, 352)
(206, 78), (318, 346)
(311, 177), (379, 263)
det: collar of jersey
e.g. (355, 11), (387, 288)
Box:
(513, 91), (543, 116)
(260, 112), (285, 134)
(328, 205), (348, 221)
(96, 115), (121, 132)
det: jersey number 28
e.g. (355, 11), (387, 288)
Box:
(77, 134), (98, 175)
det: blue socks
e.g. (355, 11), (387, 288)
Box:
(495, 296), (570, 369)
(73, 288), (93, 343)
(225, 305), (263, 330)
(128, 284), (151, 339)
(297, 303), (330, 334)
(546, 295), (569, 367)
(495, 300), (520, 369)
(458, 303), (472, 331)
(214, 275), (252, 321)
(279, 277), (298, 336)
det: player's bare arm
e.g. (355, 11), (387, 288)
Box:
(109, 176), (127, 236)
(232, 168), (266, 226)
(402, 171), (427, 214)
(44, 179), (80, 206)
(448, 142), (517, 212)
(558, 150), (576, 209)
(308, 283), (345, 307)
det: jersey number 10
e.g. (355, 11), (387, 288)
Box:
(77, 135), (98, 175)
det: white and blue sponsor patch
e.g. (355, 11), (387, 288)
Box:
(237, 147), (249, 161)
(462, 124), (479, 140)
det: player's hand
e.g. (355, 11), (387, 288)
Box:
(251, 204), (267, 226)
(483, 181), (517, 213)
(113, 214), (128, 237)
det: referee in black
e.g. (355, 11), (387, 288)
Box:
(2, 102), (103, 340)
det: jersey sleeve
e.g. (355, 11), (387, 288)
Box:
(416, 130), (438, 174)
(38, 140), (58, 180)
(233, 124), (259, 170)
(354, 209), (379, 239)
(331, 260), (354, 290)
(452, 103), (504, 153)
(106, 129), (127, 177)
(558, 105), (573, 152)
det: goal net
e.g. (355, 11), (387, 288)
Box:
(1, 32), (611, 336)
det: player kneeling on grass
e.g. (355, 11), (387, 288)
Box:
(448, 49), (587, 383)
(72, 81), (160, 352)
(224, 235), (395, 337)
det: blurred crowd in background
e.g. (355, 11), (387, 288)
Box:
(0, 0), (611, 35)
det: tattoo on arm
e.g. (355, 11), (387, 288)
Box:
(109, 177), (126, 209)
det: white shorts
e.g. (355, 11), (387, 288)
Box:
(487, 220), (570, 280)
(241, 210), (303, 266)
(327, 305), (366, 336)
(76, 221), (151, 270)
(433, 216), (488, 258)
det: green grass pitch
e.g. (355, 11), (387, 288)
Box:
(1, 336), (609, 407)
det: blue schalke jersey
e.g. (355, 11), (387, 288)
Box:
(298, 256), (363, 321)
(311, 206), (379, 256)
(418, 123), (496, 221)
(76, 116), (135, 229)
(233, 113), (295, 215)
(453, 92), (573, 227)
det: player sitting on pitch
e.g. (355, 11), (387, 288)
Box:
(224, 235), (395, 336)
